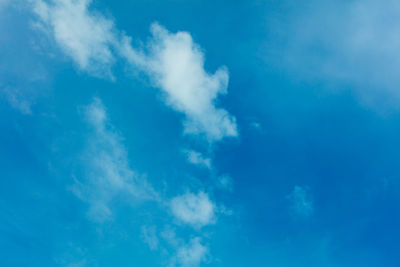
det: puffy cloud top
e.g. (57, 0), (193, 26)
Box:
(176, 237), (208, 267)
(32, 1), (238, 141)
(33, 0), (116, 77)
(170, 191), (215, 228)
(120, 23), (238, 142)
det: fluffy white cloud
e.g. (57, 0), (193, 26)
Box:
(288, 186), (313, 218)
(184, 149), (211, 169)
(72, 98), (157, 222)
(32, 0), (238, 141)
(32, 0), (116, 77)
(120, 23), (238, 142)
(170, 192), (215, 228)
(31, 0), (237, 141)
(161, 228), (208, 267)
(27, 1), (235, 261)
(176, 237), (208, 267)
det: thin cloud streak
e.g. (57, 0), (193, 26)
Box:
(72, 98), (158, 222)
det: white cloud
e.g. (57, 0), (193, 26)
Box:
(161, 228), (208, 267)
(170, 191), (215, 228)
(276, 0), (400, 109)
(120, 23), (238, 142)
(175, 237), (208, 267)
(141, 225), (159, 251)
(184, 149), (211, 169)
(26, 0), (235, 259)
(217, 175), (233, 192)
(72, 98), (157, 222)
(32, 1), (238, 141)
(30, 0), (237, 141)
(1, 87), (32, 115)
(32, 0), (116, 77)
(160, 226), (180, 248)
(0, 3), (50, 114)
(288, 186), (313, 218)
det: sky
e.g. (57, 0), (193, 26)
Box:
(1, 0), (400, 266)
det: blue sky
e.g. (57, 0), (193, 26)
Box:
(1, 0), (400, 266)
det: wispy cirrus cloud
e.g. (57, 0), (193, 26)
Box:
(288, 185), (313, 218)
(73, 98), (158, 222)
(0, 2), (50, 114)
(140, 225), (210, 267)
(28, 1), (236, 264)
(216, 174), (233, 192)
(141, 225), (159, 251)
(161, 227), (209, 267)
(275, 0), (400, 110)
(183, 149), (211, 169)
(1, 87), (33, 115)
(76, 99), (221, 265)
(30, 1), (238, 141)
